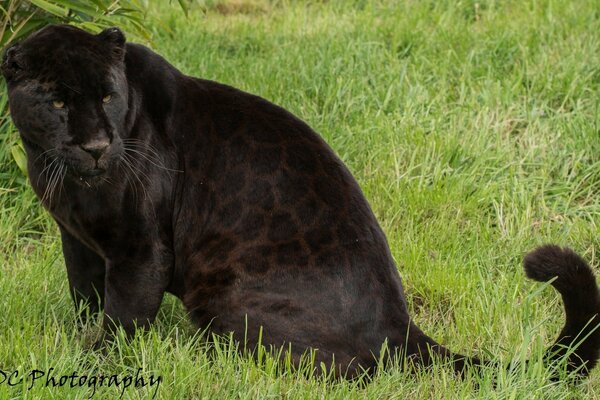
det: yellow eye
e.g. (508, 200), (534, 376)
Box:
(52, 100), (65, 109)
(102, 94), (112, 103)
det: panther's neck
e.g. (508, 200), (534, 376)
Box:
(123, 43), (182, 143)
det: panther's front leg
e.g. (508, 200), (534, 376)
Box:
(60, 226), (106, 322)
(102, 248), (172, 337)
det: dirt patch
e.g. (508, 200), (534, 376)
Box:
(214, 0), (270, 15)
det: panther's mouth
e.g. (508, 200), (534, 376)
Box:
(80, 168), (106, 177)
(69, 166), (109, 188)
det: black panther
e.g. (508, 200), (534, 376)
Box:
(2, 25), (598, 377)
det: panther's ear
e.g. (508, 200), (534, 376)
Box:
(98, 27), (126, 61)
(1, 43), (25, 82)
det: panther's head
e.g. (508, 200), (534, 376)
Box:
(1, 24), (129, 182)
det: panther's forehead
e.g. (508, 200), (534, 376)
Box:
(15, 67), (119, 101)
(15, 78), (57, 93)
(23, 24), (104, 53)
(17, 25), (120, 92)
(25, 51), (112, 91)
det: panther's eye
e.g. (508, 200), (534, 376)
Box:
(102, 94), (112, 104)
(52, 100), (65, 109)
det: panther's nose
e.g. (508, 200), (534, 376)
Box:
(80, 139), (110, 160)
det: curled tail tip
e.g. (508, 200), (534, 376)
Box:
(523, 245), (595, 291)
(525, 245), (600, 377)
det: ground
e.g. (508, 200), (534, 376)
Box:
(0, 0), (598, 398)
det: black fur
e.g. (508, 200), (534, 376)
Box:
(524, 245), (600, 375)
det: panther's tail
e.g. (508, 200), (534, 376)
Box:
(412, 245), (600, 378)
(523, 245), (600, 376)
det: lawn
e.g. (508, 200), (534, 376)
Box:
(0, 0), (599, 398)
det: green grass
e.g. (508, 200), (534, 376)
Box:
(1, 0), (599, 398)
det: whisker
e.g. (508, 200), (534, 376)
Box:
(37, 157), (58, 187)
(123, 152), (157, 217)
(60, 81), (81, 94)
(57, 162), (67, 203)
(123, 151), (154, 186)
(51, 163), (64, 207)
(33, 148), (57, 165)
(40, 160), (58, 202)
(122, 140), (183, 173)
(49, 163), (64, 207)
(125, 147), (176, 173)
(122, 152), (148, 201)
(42, 160), (61, 207)
(122, 140), (166, 163)
(122, 151), (158, 219)
(119, 157), (139, 203)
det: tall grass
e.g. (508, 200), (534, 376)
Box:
(0, 0), (598, 398)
